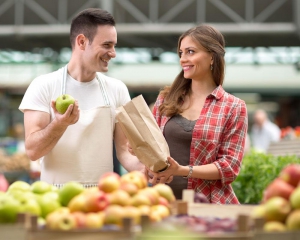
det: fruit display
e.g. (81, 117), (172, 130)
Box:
(251, 163), (300, 232)
(0, 171), (175, 232)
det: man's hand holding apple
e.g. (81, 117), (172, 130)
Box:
(51, 99), (80, 126)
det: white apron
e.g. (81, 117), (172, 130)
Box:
(41, 66), (114, 188)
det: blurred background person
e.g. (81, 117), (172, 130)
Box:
(251, 109), (281, 152)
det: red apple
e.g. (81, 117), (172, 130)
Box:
(150, 204), (170, 219)
(104, 205), (125, 226)
(122, 206), (141, 225)
(46, 207), (71, 229)
(153, 184), (176, 203)
(138, 187), (160, 205)
(120, 171), (147, 190)
(72, 211), (87, 228)
(68, 193), (88, 213)
(286, 209), (300, 230)
(158, 196), (170, 207)
(108, 189), (131, 206)
(119, 182), (139, 196)
(263, 221), (287, 232)
(264, 196), (291, 222)
(85, 190), (109, 212)
(98, 172), (121, 193)
(138, 205), (151, 215)
(290, 186), (300, 209)
(0, 174), (9, 192)
(131, 192), (152, 207)
(85, 212), (104, 229)
(53, 212), (77, 230)
(263, 178), (295, 202)
(279, 164), (300, 187)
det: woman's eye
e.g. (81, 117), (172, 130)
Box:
(188, 50), (194, 54)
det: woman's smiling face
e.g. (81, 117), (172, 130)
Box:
(179, 36), (213, 81)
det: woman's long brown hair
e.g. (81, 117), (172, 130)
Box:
(158, 25), (226, 117)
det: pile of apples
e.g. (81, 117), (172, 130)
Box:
(251, 164), (300, 232)
(0, 171), (176, 231)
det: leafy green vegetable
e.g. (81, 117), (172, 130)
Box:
(232, 150), (300, 204)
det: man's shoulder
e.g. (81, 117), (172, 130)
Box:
(32, 68), (62, 84)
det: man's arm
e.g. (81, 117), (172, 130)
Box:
(114, 122), (144, 172)
(24, 100), (79, 160)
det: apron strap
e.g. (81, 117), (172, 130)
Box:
(96, 73), (110, 106)
(61, 65), (67, 95)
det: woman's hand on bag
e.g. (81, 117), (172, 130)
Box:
(127, 142), (136, 156)
(148, 156), (178, 185)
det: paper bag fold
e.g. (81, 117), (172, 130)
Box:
(116, 95), (170, 172)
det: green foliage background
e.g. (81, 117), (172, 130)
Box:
(232, 151), (300, 204)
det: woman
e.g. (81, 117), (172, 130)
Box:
(149, 25), (248, 204)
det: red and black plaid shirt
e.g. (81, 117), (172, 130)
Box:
(153, 85), (248, 204)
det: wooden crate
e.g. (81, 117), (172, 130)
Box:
(0, 223), (28, 240)
(267, 139), (300, 157)
(179, 189), (256, 219)
(27, 215), (135, 240)
(0, 214), (135, 240)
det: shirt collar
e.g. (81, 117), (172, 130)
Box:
(209, 85), (225, 100)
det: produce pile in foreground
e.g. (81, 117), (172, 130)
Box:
(251, 164), (300, 231)
(0, 171), (175, 230)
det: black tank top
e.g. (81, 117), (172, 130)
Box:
(163, 114), (196, 199)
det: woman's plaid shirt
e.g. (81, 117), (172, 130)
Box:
(153, 85), (248, 204)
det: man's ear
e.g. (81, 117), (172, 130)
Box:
(76, 34), (87, 50)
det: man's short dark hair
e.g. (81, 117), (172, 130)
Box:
(70, 8), (115, 48)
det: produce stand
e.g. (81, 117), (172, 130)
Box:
(2, 191), (300, 240)
(267, 139), (300, 157)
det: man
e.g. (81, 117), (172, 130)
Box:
(19, 8), (144, 188)
(251, 109), (281, 152)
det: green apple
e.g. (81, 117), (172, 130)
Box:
(7, 189), (35, 200)
(0, 194), (21, 223)
(8, 181), (31, 192)
(31, 181), (52, 194)
(59, 181), (84, 206)
(19, 196), (41, 216)
(36, 193), (61, 218)
(55, 94), (75, 114)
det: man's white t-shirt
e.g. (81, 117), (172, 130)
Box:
(19, 67), (131, 125)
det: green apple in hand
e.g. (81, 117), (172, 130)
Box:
(55, 94), (75, 114)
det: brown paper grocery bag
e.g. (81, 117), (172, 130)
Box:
(116, 95), (170, 172)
